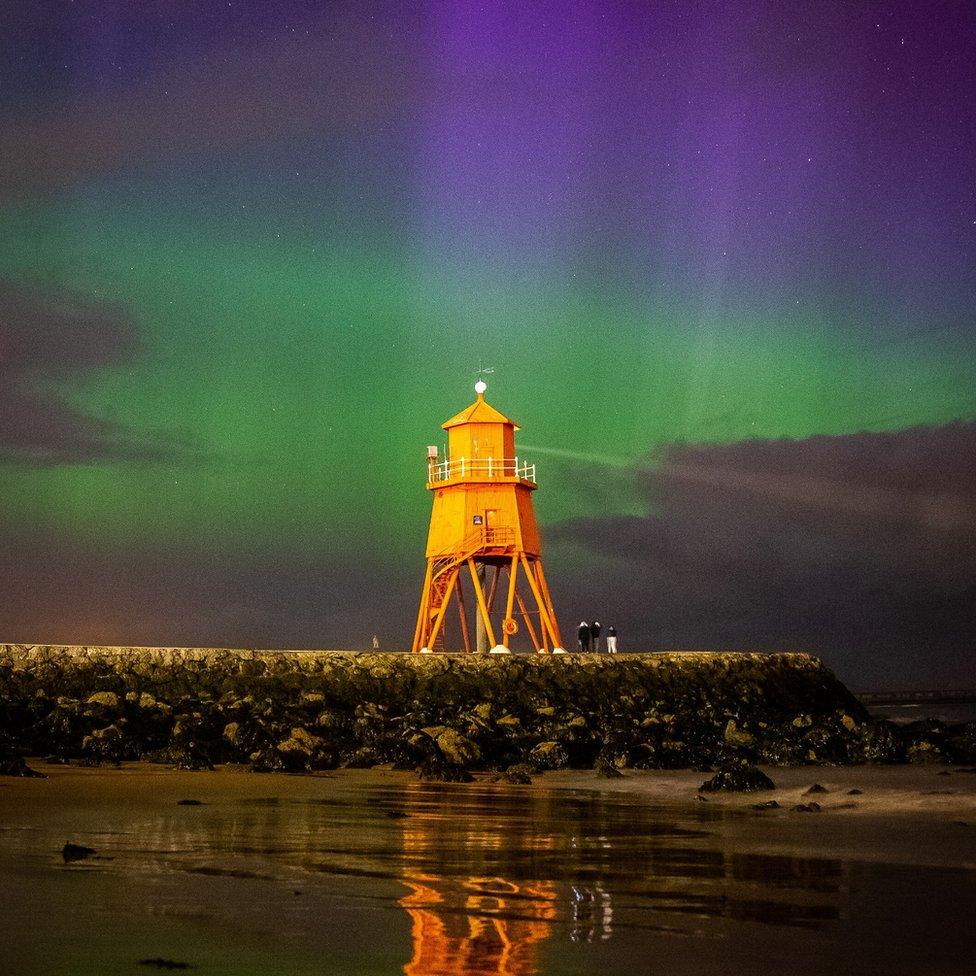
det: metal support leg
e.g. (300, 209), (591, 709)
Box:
(502, 554), (518, 649)
(467, 559), (498, 649)
(456, 573), (472, 653)
(412, 560), (434, 652)
(520, 554), (558, 651)
(515, 588), (542, 652)
(427, 569), (459, 651)
(486, 565), (501, 614)
(534, 560), (564, 651)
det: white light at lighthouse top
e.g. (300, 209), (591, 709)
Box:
(474, 379), (487, 395)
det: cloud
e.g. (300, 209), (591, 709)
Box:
(0, 8), (420, 201)
(0, 280), (183, 466)
(549, 423), (976, 688)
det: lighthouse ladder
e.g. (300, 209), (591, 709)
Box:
(423, 528), (505, 649)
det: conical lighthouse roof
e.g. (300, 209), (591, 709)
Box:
(442, 393), (519, 430)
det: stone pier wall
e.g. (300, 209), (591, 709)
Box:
(1, 645), (970, 776)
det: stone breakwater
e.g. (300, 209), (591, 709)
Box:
(1, 645), (973, 779)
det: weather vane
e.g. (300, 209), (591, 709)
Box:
(475, 361), (494, 395)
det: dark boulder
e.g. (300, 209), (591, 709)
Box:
(417, 755), (474, 782)
(857, 720), (901, 763)
(248, 747), (286, 773)
(898, 720), (952, 764)
(82, 723), (131, 763)
(62, 842), (96, 862)
(503, 763), (533, 785)
(945, 722), (976, 764)
(275, 727), (334, 771)
(160, 713), (216, 770)
(528, 741), (569, 772)
(699, 764), (775, 793)
(342, 746), (382, 768)
(595, 755), (624, 778)
(0, 755), (45, 777)
(85, 691), (120, 712)
(428, 728), (480, 767)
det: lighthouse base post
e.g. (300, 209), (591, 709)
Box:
(413, 551), (563, 655)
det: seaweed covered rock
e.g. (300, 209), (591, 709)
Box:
(83, 722), (131, 763)
(723, 719), (755, 749)
(276, 727), (334, 771)
(427, 728), (480, 767)
(945, 721), (976, 764)
(503, 763), (533, 784)
(156, 713), (216, 770)
(528, 741), (569, 771)
(856, 720), (901, 763)
(418, 755), (474, 782)
(410, 726), (480, 781)
(86, 692), (121, 711)
(595, 754), (624, 778)
(898, 720), (953, 764)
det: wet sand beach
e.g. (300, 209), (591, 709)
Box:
(2, 763), (975, 975)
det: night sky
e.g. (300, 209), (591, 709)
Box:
(1, 2), (974, 689)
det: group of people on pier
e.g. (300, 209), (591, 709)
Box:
(577, 620), (618, 653)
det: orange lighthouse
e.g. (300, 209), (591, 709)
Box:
(411, 380), (564, 654)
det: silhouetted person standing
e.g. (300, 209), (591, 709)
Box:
(606, 625), (618, 653)
(590, 620), (601, 653)
(577, 621), (590, 652)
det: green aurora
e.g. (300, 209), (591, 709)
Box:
(2, 200), (971, 558)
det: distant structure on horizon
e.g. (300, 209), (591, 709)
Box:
(411, 380), (565, 654)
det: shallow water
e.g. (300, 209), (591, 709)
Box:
(866, 701), (976, 725)
(1, 770), (974, 975)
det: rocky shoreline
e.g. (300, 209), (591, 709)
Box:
(1, 645), (973, 781)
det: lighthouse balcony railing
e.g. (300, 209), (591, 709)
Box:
(427, 457), (536, 484)
(433, 526), (517, 559)
(481, 526), (516, 548)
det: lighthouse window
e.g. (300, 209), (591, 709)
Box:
(472, 515), (483, 525)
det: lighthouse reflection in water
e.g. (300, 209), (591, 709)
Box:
(398, 789), (613, 976)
